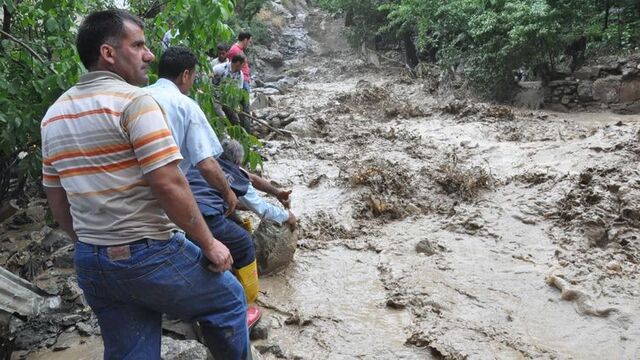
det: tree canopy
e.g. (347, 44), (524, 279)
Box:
(318, 0), (640, 98)
(0, 0), (266, 202)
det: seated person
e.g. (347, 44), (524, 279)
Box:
(186, 139), (296, 330)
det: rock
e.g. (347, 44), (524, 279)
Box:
(577, 80), (593, 101)
(265, 77), (297, 94)
(253, 220), (297, 276)
(574, 66), (601, 80)
(52, 334), (73, 351)
(42, 229), (72, 252)
(254, 87), (281, 97)
(252, 93), (275, 111)
(161, 337), (208, 360)
(254, 46), (284, 67)
(606, 261), (622, 272)
(25, 203), (47, 224)
(592, 76), (622, 103)
(60, 276), (85, 305)
(76, 322), (94, 337)
(251, 346), (266, 360)
(621, 66), (639, 80)
(255, 343), (285, 358)
(60, 314), (83, 327)
(250, 317), (271, 340)
(284, 117), (318, 137)
(415, 239), (437, 256)
(619, 80), (640, 103)
(515, 82), (544, 109)
(51, 244), (74, 269)
(263, 74), (285, 83)
(561, 95), (571, 105)
(406, 203), (421, 214)
(611, 100), (640, 114)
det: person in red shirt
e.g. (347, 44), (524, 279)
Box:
(228, 32), (253, 133)
(228, 32), (252, 90)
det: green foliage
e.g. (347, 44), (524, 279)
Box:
(0, 0), (264, 197)
(235, 0), (270, 20)
(0, 0), (109, 199)
(316, 0), (387, 47)
(231, 18), (274, 46)
(321, 0), (640, 99)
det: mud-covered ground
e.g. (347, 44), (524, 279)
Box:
(246, 7), (640, 360)
(3, 4), (640, 360)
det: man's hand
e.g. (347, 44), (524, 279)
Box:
(202, 239), (233, 272)
(197, 157), (238, 216)
(223, 190), (239, 216)
(285, 210), (297, 231)
(277, 189), (292, 209)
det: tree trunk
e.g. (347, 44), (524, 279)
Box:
(403, 32), (419, 68)
(2, 5), (11, 39)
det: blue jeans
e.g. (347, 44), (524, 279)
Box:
(204, 214), (255, 269)
(74, 232), (250, 360)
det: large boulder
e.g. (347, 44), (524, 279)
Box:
(253, 220), (297, 276)
(619, 80), (640, 103)
(592, 76), (621, 103)
(253, 45), (284, 67)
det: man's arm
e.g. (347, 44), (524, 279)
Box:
(44, 187), (78, 241)
(145, 161), (232, 272)
(248, 173), (291, 209)
(239, 183), (289, 225)
(197, 157), (238, 216)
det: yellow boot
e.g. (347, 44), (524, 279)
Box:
(241, 217), (253, 233)
(235, 260), (261, 329)
(234, 259), (259, 304)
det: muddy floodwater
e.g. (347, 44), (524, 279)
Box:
(245, 10), (640, 359)
(14, 5), (640, 360)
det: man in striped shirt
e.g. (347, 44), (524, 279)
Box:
(41, 9), (250, 360)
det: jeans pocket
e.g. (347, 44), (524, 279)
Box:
(121, 259), (194, 306)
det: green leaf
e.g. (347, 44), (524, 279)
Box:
(46, 18), (59, 32)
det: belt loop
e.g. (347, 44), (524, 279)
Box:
(93, 244), (99, 255)
(146, 238), (153, 248)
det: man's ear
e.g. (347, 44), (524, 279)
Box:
(99, 44), (117, 65)
(180, 69), (190, 84)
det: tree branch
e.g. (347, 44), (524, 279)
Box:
(0, 29), (46, 63)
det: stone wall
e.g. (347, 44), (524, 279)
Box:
(542, 53), (640, 114)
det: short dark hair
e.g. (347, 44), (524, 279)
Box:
(217, 43), (229, 51)
(76, 9), (144, 69)
(231, 55), (245, 64)
(158, 46), (198, 79)
(238, 32), (252, 41)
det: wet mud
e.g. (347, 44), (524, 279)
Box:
(249, 8), (640, 360)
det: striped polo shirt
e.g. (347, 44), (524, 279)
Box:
(41, 71), (183, 246)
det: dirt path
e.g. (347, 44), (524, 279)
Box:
(249, 7), (640, 360)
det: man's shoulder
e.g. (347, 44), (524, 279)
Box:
(42, 81), (147, 126)
(229, 44), (244, 55)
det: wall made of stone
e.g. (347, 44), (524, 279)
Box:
(541, 53), (640, 114)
